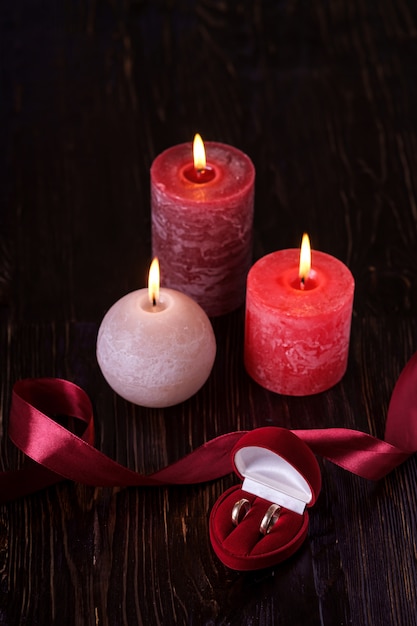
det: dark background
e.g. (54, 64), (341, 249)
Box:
(1, 1), (417, 624)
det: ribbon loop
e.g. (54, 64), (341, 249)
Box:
(2, 351), (417, 503)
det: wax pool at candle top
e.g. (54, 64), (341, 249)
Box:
(244, 249), (355, 396)
(151, 141), (255, 317)
(96, 288), (216, 408)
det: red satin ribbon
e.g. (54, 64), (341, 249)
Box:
(1, 350), (417, 503)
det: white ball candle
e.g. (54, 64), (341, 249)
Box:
(96, 259), (216, 408)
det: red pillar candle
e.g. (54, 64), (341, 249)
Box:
(244, 235), (355, 396)
(151, 135), (255, 317)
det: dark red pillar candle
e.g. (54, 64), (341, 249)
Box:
(151, 141), (255, 317)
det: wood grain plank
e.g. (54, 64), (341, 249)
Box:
(2, 0), (417, 624)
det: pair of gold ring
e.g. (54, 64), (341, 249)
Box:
(231, 498), (281, 535)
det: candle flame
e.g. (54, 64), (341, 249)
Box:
(193, 133), (206, 172)
(299, 233), (311, 284)
(148, 257), (160, 306)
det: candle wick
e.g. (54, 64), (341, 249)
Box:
(300, 276), (305, 290)
(152, 297), (157, 307)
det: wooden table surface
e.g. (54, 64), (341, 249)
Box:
(2, 1), (417, 624)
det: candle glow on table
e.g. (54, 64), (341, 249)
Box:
(151, 134), (255, 317)
(96, 259), (217, 408)
(244, 235), (355, 396)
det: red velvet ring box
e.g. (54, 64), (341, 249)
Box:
(209, 427), (322, 570)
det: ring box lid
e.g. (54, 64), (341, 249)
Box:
(232, 427), (321, 515)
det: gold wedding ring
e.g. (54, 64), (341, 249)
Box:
(231, 498), (251, 525)
(259, 504), (281, 535)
